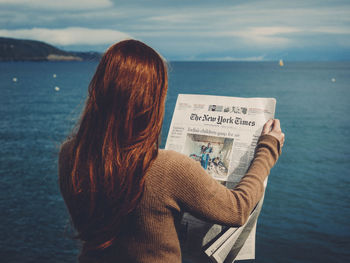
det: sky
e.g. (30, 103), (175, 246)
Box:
(0, 0), (350, 61)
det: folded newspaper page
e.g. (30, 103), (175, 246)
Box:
(164, 94), (276, 263)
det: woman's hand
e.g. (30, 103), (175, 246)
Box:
(261, 119), (285, 148)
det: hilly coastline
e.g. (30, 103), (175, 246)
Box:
(0, 37), (102, 61)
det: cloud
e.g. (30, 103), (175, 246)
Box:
(227, 26), (301, 47)
(137, 26), (301, 48)
(147, 14), (194, 23)
(0, 27), (132, 46)
(0, 0), (113, 10)
(311, 26), (350, 35)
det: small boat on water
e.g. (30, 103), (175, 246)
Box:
(279, 59), (284, 67)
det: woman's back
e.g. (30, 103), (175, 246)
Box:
(59, 134), (281, 262)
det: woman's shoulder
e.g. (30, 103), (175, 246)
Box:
(157, 149), (185, 159)
(146, 150), (209, 197)
(157, 149), (199, 166)
(59, 138), (74, 155)
(58, 138), (75, 172)
(152, 149), (205, 178)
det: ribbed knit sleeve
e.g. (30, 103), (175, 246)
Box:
(165, 134), (280, 227)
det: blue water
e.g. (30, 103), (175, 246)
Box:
(0, 61), (349, 263)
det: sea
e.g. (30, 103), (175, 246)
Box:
(0, 61), (349, 263)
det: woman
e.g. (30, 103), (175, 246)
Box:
(59, 40), (285, 263)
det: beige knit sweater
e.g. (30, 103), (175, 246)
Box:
(59, 134), (280, 263)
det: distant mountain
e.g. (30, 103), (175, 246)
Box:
(69, 51), (103, 61)
(0, 37), (102, 61)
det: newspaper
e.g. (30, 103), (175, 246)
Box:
(164, 94), (276, 263)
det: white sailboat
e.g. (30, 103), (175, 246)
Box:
(279, 59), (284, 67)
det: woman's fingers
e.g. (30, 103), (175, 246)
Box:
(262, 119), (274, 135)
(272, 119), (281, 132)
(261, 119), (285, 149)
(280, 132), (285, 147)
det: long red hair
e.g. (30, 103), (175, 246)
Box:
(64, 40), (167, 251)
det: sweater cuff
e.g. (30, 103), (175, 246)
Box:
(257, 134), (281, 156)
